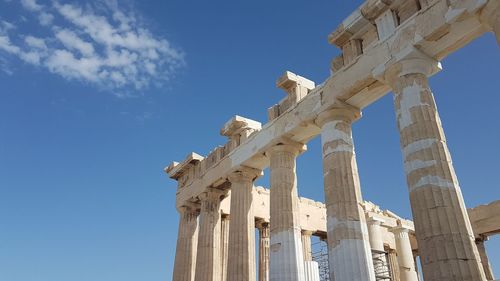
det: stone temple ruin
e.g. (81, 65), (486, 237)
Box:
(165, 0), (500, 280)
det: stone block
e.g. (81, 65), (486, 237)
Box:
(375, 9), (399, 40)
(331, 55), (345, 72)
(342, 39), (363, 65)
(268, 104), (280, 121)
(393, 0), (421, 23)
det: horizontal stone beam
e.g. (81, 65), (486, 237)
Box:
(468, 200), (500, 238)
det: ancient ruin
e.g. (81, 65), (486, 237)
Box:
(165, 0), (500, 280)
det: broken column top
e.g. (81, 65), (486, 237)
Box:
(276, 71), (315, 94)
(220, 115), (262, 137)
(165, 152), (204, 179)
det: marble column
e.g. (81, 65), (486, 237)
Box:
(173, 206), (199, 281)
(367, 217), (385, 252)
(302, 230), (313, 261)
(391, 227), (418, 281)
(220, 214), (230, 281)
(367, 217), (387, 279)
(387, 248), (401, 281)
(226, 167), (261, 281)
(194, 189), (224, 281)
(258, 222), (270, 281)
(476, 237), (495, 280)
(267, 142), (306, 281)
(384, 56), (486, 281)
(316, 107), (375, 281)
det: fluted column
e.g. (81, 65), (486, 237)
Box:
(258, 222), (270, 281)
(173, 206), (199, 281)
(316, 107), (375, 281)
(267, 142), (305, 281)
(194, 189), (225, 281)
(391, 227), (418, 281)
(221, 214), (230, 281)
(226, 167), (261, 281)
(388, 248), (401, 281)
(383, 55), (486, 281)
(476, 237), (495, 280)
(302, 230), (313, 261)
(367, 217), (385, 252)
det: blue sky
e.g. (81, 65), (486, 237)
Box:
(0, 1), (499, 280)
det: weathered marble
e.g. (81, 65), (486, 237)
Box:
(316, 107), (375, 281)
(166, 0), (500, 279)
(194, 190), (225, 281)
(267, 142), (306, 281)
(258, 222), (270, 281)
(382, 55), (486, 281)
(173, 206), (199, 281)
(390, 226), (419, 281)
(226, 167), (261, 281)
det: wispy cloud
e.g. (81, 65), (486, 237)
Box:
(0, 0), (185, 95)
(20, 0), (43, 12)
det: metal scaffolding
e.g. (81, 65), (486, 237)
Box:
(372, 250), (392, 281)
(312, 240), (330, 281)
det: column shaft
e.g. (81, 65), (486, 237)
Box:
(368, 218), (388, 280)
(390, 71), (485, 281)
(194, 190), (223, 281)
(392, 227), (418, 281)
(268, 144), (305, 281)
(227, 168), (259, 281)
(317, 109), (375, 281)
(221, 215), (230, 281)
(367, 218), (385, 252)
(388, 249), (401, 281)
(302, 231), (313, 261)
(173, 207), (199, 281)
(259, 223), (270, 281)
(476, 238), (495, 280)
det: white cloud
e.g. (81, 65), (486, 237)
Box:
(0, 35), (43, 65)
(25, 35), (46, 49)
(46, 49), (102, 81)
(20, 0), (42, 12)
(55, 29), (95, 56)
(0, 35), (21, 54)
(38, 12), (54, 26)
(1, 20), (15, 32)
(19, 50), (41, 65)
(0, 0), (185, 95)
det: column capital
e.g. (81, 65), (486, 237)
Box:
(302, 230), (314, 236)
(266, 138), (307, 157)
(390, 225), (411, 236)
(177, 202), (200, 214)
(475, 234), (489, 243)
(366, 216), (385, 226)
(227, 166), (262, 183)
(256, 220), (270, 229)
(198, 188), (227, 202)
(372, 47), (442, 86)
(315, 102), (361, 127)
